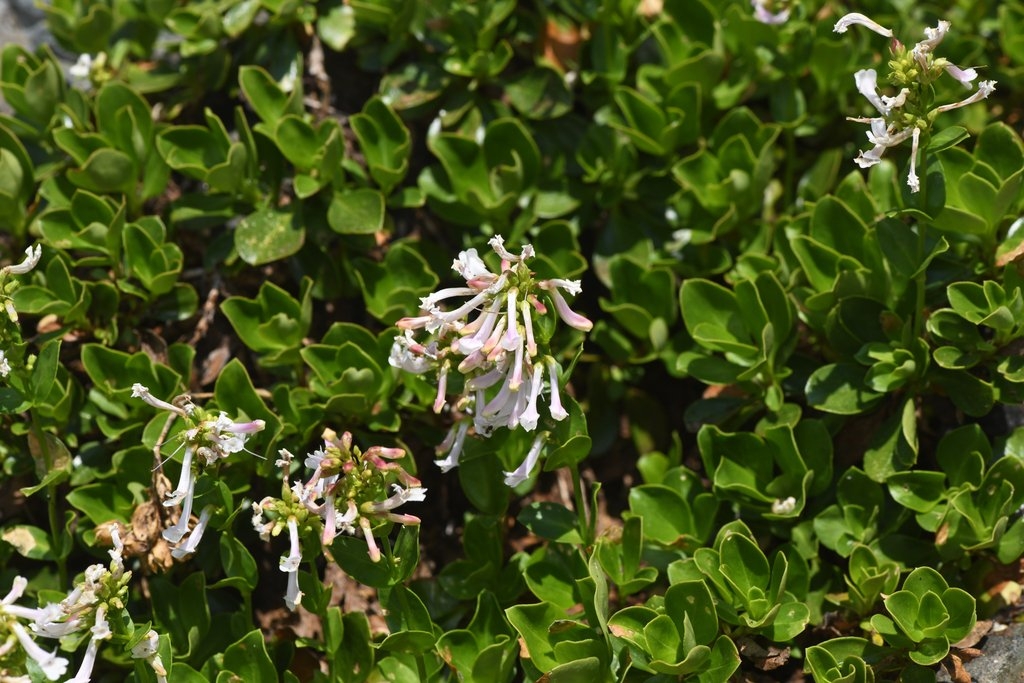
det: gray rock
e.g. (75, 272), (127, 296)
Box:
(938, 623), (1024, 683)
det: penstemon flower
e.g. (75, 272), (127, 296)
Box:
(253, 429), (425, 610)
(390, 236), (590, 483)
(131, 384), (264, 553)
(834, 13), (996, 192)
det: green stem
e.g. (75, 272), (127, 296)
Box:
(31, 416), (68, 586)
(570, 464), (594, 548)
(913, 149), (929, 341)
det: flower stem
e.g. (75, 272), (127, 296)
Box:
(570, 464), (594, 547)
(913, 149), (929, 341)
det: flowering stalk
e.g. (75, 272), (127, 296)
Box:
(390, 236), (591, 484)
(253, 429), (426, 610)
(0, 525), (143, 682)
(834, 13), (996, 193)
(835, 14), (997, 339)
(131, 385), (264, 557)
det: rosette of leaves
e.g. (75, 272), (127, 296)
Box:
(418, 116), (541, 232)
(696, 421), (832, 519)
(869, 567), (976, 667)
(931, 123), (1024, 250)
(606, 580), (739, 680)
(835, 544), (901, 618)
(626, 465), (719, 553)
(928, 267), (1024, 408)
(671, 108), (781, 240)
(299, 322), (401, 431)
(671, 521), (812, 642)
(813, 468), (890, 558)
(886, 424), (1024, 563)
(51, 82), (170, 214)
(221, 278), (312, 368)
(805, 637), (885, 683)
(593, 253), (678, 365)
(679, 270), (797, 425)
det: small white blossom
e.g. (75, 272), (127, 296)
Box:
(130, 630), (168, 683)
(9, 623), (67, 681)
(833, 12), (893, 38)
(170, 506), (214, 559)
(0, 350), (9, 378)
(1, 245), (42, 276)
(771, 496), (797, 515)
(503, 434), (547, 487)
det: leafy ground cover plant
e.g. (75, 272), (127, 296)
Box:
(1, 0), (1024, 681)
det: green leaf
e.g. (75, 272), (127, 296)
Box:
(328, 188), (386, 234)
(517, 502), (582, 544)
(221, 630), (278, 682)
(1, 525), (53, 560)
(805, 363), (883, 415)
(235, 209), (304, 266)
(238, 65), (299, 125)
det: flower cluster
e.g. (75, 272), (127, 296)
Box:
(834, 13), (996, 192)
(390, 236), (590, 484)
(131, 384), (265, 557)
(252, 428), (425, 610)
(0, 526), (161, 682)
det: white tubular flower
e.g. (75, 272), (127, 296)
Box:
(198, 414), (265, 464)
(162, 473), (196, 544)
(29, 603), (81, 639)
(284, 568), (303, 611)
(9, 623), (67, 681)
(518, 364), (544, 432)
(163, 446), (194, 508)
(541, 283), (593, 331)
(751, 0), (789, 25)
(854, 119), (915, 168)
(433, 362), (449, 413)
(131, 384), (188, 418)
(944, 64), (978, 89)
(452, 248), (492, 282)
(435, 420), (470, 472)
(66, 604), (111, 683)
(933, 80), (997, 113)
(854, 69), (910, 117)
(389, 331), (436, 374)
(907, 127), (922, 193)
(251, 500), (272, 540)
(0, 350), (10, 378)
(547, 358), (569, 421)
(171, 506), (214, 560)
(914, 20), (950, 56)
(370, 484), (427, 514)
(280, 518), (302, 573)
(108, 523), (125, 577)
(130, 630), (168, 683)
(1, 245), (42, 276)
(833, 12), (893, 38)
(1, 577), (26, 606)
(503, 434), (547, 487)
(488, 235), (533, 263)
(359, 517), (381, 563)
